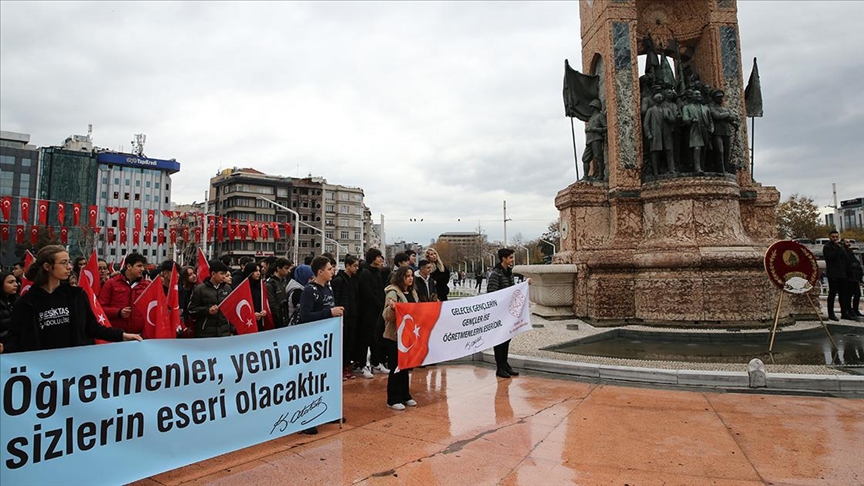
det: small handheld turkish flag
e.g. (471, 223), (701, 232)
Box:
(218, 278), (258, 335)
(134, 280), (173, 339)
(79, 249), (101, 297)
(197, 247), (210, 283)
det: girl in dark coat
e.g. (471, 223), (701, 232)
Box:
(0, 271), (19, 351)
(242, 262), (268, 331)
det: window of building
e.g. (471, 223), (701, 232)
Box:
(326, 204), (334, 212)
(114, 177), (120, 185)
(102, 177), (108, 185)
(166, 184), (169, 190)
(145, 194), (151, 202)
(339, 219), (348, 227)
(155, 182), (160, 189)
(124, 193), (130, 200)
(121, 249), (127, 255)
(143, 249), (148, 256)
(302, 201), (309, 208)
(101, 191), (107, 199)
(165, 197), (169, 203)
(325, 218), (334, 226)
(135, 180), (141, 187)
(0, 171), (12, 194)
(125, 179), (130, 186)
(146, 181), (151, 188)
(341, 205), (349, 213)
(277, 187), (288, 197)
(326, 192), (335, 201)
(326, 231), (334, 239)
(134, 194), (140, 201)
(341, 231), (349, 239)
(340, 193), (349, 201)
(0, 155), (14, 165)
(113, 191), (119, 199)
(18, 173), (29, 196)
(110, 249), (116, 256)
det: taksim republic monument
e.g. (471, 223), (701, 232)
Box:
(523, 0), (813, 327)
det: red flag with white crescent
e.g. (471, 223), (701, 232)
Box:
(234, 220), (241, 240)
(272, 222), (281, 240)
(20, 197), (31, 223)
(72, 203), (81, 225)
(29, 226), (38, 244)
(37, 200), (48, 225)
(15, 225), (25, 244)
(79, 249), (101, 297)
(89, 205), (98, 229)
(197, 247), (210, 283)
(57, 201), (66, 225)
(107, 227), (116, 244)
(182, 227), (189, 242)
(261, 223), (269, 240)
(228, 220), (235, 241)
(19, 251), (35, 297)
(157, 228), (165, 245)
(218, 278), (258, 335)
(133, 229), (140, 245)
(239, 222), (247, 241)
(395, 301), (442, 370)
(0, 225), (8, 242)
(283, 222), (292, 238)
(134, 209), (142, 231)
(161, 210), (173, 219)
(106, 206), (118, 215)
(0, 196), (11, 221)
(118, 207), (127, 229)
(83, 282), (114, 345)
(144, 229), (153, 244)
(217, 217), (224, 242)
(60, 227), (68, 244)
(169, 227), (177, 244)
(120, 228), (127, 244)
(147, 209), (155, 231)
(134, 279), (173, 339)
(261, 278), (275, 331)
(194, 226), (202, 243)
(250, 221), (258, 240)
(24, 250), (35, 270)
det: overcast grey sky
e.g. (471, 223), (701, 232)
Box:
(1, 1), (862, 245)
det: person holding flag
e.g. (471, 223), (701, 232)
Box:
(188, 260), (233, 338)
(240, 262), (269, 332)
(5, 245), (141, 353)
(99, 253), (149, 335)
(382, 265), (419, 410)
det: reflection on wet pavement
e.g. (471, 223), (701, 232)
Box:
(132, 364), (864, 485)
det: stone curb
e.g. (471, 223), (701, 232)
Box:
(470, 351), (864, 394)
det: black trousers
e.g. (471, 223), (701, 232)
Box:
(850, 281), (861, 314)
(827, 277), (852, 317)
(371, 316), (389, 367)
(385, 339), (411, 405)
(494, 339), (511, 369)
(351, 316), (372, 366)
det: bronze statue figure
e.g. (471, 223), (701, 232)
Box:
(709, 90), (738, 173)
(681, 91), (714, 172)
(582, 99), (607, 180)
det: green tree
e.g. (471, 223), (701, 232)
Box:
(776, 194), (820, 240)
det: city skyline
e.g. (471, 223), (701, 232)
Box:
(2, 1), (862, 244)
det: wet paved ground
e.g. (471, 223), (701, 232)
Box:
(132, 364), (863, 486)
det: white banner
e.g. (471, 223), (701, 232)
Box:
(395, 282), (531, 369)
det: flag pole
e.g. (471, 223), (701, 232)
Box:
(570, 117), (580, 180)
(750, 116), (755, 181)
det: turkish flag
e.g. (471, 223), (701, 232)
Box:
(272, 222), (281, 240)
(207, 216), (215, 239)
(37, 200), (48, 225)
(15, 225), (25, 244)
(395, 301), (442, 371)
(19, 251), (35, 296)
(167, 265), (181, 333)
(157, 228), (165, 245)
(72, 203), (81, 225)
(118, 208), (127, 229)
(147, 209), (155, 231)
(262, 223), (269, 240)
(133, 229), (140, 245)
(60, 227), (69, 244)
(106, 206), (118, 215)
(234, 220), (241, 240)
(239, 222), (247, 241)
(161, 210), (173, 219)
(169, 227), (177, 244)
(89, 205), (98, 229)
(107, 227), (116, 244)
(194, 226), (202, 243)
(283, 222), (293, 237)
(94, 227), (102, 235)
(261, 279), (275, 331)
(182, 227), (189, 242)
(83, 283), (114, 344)
(57, 202), (66, 225)
(217, 217), (224, 242)
(29, 226), (38, 244)
(134, 280), (173, 339)
(218, 278), (258, 335)
(20, 197), (31, 223)
(145, 229), (153, 244)
(250, 222), (259, 240)
(197, 247), (210, 283)
(0, 225), (8, 242)
(0, 196), (11, 221)
(24, 250), (35, 270)
(79, 249), (101, 297)
(134, 209), (142, 231)
(227, 220), (235, 241)
(120, 228), (127, 244)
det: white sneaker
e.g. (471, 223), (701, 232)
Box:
(388, 403), (406, 411)
(361, 365), (373, 379)
(372, 363), (390, 374)
(404, 399), (417, 407)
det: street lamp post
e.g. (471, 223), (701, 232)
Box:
(539, 238), (557, 263)
(257, 196), (300, 264)
(516, 245), (529, 265)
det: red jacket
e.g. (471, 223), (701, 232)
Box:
(98, 273), (148, 334)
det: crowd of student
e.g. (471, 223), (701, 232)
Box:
(0, 244), (522, 433)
